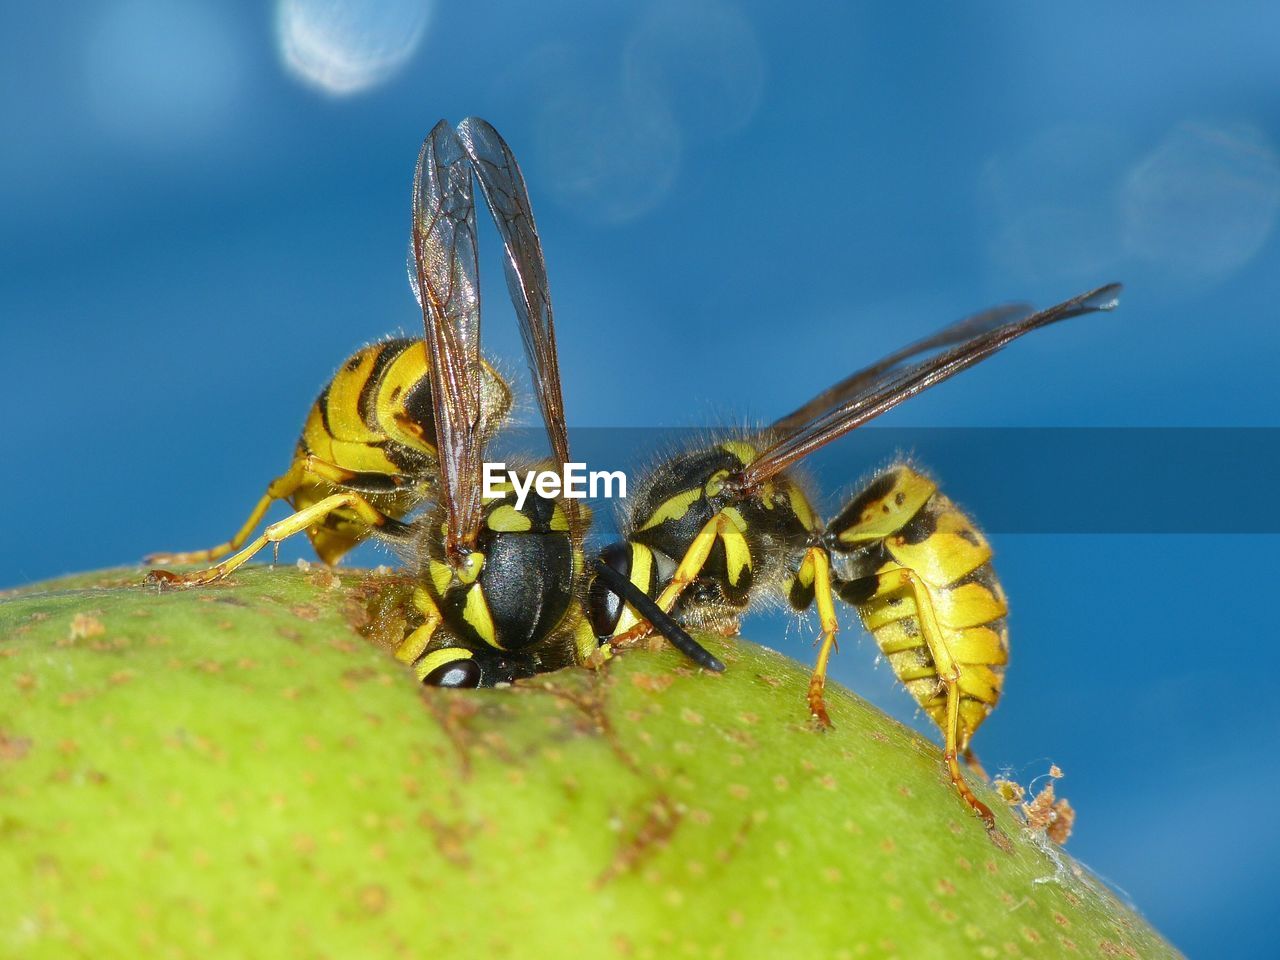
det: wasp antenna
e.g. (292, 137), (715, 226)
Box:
(593, 558), (727, 673)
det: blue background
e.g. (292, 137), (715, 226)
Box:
(3, 2), (1278, 955)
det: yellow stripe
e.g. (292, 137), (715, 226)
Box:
(872, 619), (924, 654)
(930, 579), (1007, 630)
(549, 503), (570, 532)
(837, 467), (936, 543)
(327, 345), (386, 443)
(573, 618), (597, 664)
(488, 505), (532, 532)
(946, 625), (1008, 666)
(428, 561), (452, 596)
(887, 503), (992, 587)
(463, 584), (498, 648)
(639, 487), (701, 531)
(720, 440), (757, 465)
(788, 485), (819, 532)
(630, 543), (655, 594)
(375, 343), (436, 453)
(324, 437), (400, 475)
(720, 508), (752, 587)
(615, 544), (655, 635)
(414, 647), (474, 682)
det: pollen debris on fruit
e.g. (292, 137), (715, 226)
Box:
(1025, 782), (1076, 845)
(995, 766), (1076, 844)
(68, 613), (106, 641)
(994, 777), (1026, 805)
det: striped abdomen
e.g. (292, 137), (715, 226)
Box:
(830, 466), (1009, 751)
(290, 338), (510, 563)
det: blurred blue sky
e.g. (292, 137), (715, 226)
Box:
(2, 2), (1279, 955)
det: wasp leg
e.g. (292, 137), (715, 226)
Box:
(298, 455), (416, 494)
(843, 567), (996, 831)
(145, 462), (309, 565)
(146, 455), (414, 565)
(397, 586), (443, 670)
(611, 511), (738, 646)
(802, 547), (842, 729)
(151, 492), (405, 586)
(942, 676), (996, 831)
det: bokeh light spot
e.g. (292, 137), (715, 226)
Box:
(623, 0), (765, 140)
(85, 0), (240, 146)
(534, 82), (683, 226)
(980, 125), (1128, 285)
(276, 0), (434, 96)
(1121, 121), (1280, 280)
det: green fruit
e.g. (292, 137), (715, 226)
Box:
(1, 567), (1177, 959)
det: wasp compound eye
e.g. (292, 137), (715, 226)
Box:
(423, 656), (482, 688)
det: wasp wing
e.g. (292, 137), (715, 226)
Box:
(457, 117), (572, 473)
(772, 302), (1034, 433)
(411, 120), (485, 556)
(738, 283), (1122, 488)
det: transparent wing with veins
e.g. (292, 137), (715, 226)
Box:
(772, 302), (1035, 433)
(457, 117), (572, 474)
(411, 120), (485, 557)
(737, 284), (1123, 488)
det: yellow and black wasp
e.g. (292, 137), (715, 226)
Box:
(145, 142), (516, 582)
(148, 118), (698, 687)
(387, 116), (601, 687)
(587, 284), (1121, 829)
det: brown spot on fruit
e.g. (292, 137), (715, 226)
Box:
(597, 795), (682, 887)
(0, 731), (33, 762)
(358, 884), (389, 915)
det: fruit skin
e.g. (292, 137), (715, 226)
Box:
(0, 567), (1178, 960)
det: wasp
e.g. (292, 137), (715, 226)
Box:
(398, 120), (711, 686)
(144, 341), (511, 577)
(588, 285), (1121, 829)
(385, 117), (600, 687)
(149, 118), (696, 688)
(145, 199), (514, 579)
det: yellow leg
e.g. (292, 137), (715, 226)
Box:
(151, 492), (393, 586)
(397, 587), (443, 667)
(859, 566), (995, 830)
(145, 452), (368, 565)
(145, 454), (414, 566)
(610, 512), (730, 646)
(943, 679), (995, 831)
(802, 547), (841, 729)
(145, 463), (309, 564)
(652, 513), (737, 612)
